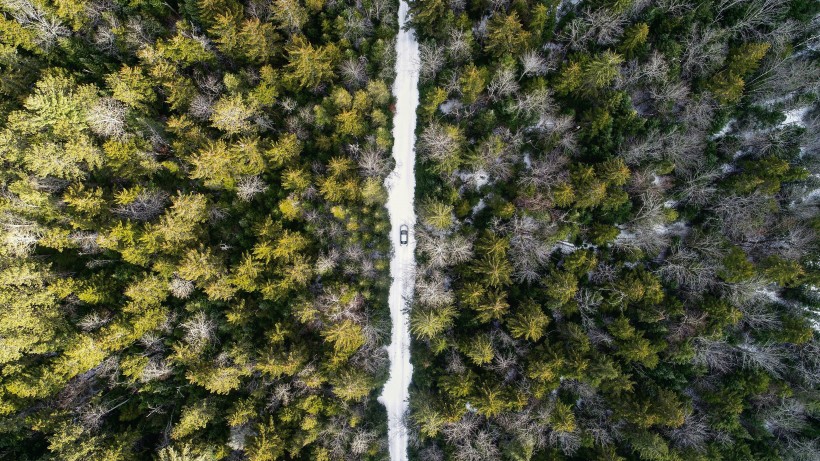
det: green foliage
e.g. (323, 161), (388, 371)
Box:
(0, 0), (395, 457)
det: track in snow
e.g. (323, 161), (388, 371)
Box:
(377, 2), (419, 461)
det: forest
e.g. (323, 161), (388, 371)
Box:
(0, 0), (398, 458)
(406, 0), (820, 460)
(0, 0), (819, 460)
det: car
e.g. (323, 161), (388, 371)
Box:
(399, 224), (409, 245)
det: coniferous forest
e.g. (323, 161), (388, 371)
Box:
(407, 0), (820, 460)
(0, 0), (819, 460)
(0, 0), (398, 458)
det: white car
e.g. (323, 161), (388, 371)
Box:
(399, 224), (409, 245)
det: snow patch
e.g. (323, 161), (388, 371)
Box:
(439, 99), (462, 115)
(781, 106), (809, 127)
(712, 119), (734, 138)
(458, 169), (490, 188)
(471, 198), (486, 215)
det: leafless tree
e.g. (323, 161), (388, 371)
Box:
(69, 231), (102, 255)
(681, 26), (729, 79)
(519, 152), (569, 190)
(114, 190), (168, 221)
(416, 272), (454, 308)
(618, 52), (670, 89)
(339, 56), (369, 89)
(560, 8), (625, 49)
(355, 143), (390, 178)
(519, 50), (550, 79)
(181, 311), (216, 349)
(169, 276), (194, 299)
(417, 229), (473, 269)
(658, 247), (718, 294)
(512, 87), (555, 121)
(1, 213), (43, 257)
(189, 94), (214, 120)
(502, 215), (554, 283)
(584, 7), (626, 46)
(751, 58), (820, 102)
(350, 429), (377, 455)
(236, 176), (268, 202)
(141, 358), (173, 382)
(93, 15), (120, 56)
(738, 341), (786, 377)
(87, 97), (128, 139)
(419, 41), (446, 83)
(692, 337), (737, 373)
(721, 0), (790, 40)
(677, 168), (719, 207)
(620, 129), (666, 165)
(417, 444), (445, 461)
(549, 429), (581, 455)
(418, 122), (461, 164)
(3, 0), (69, 50)
(366, 0), (394, 21)
(474, 129), (522, 182)
(77, 312), (111, 331)
(487, 66), (519, 101)
(711, 193), (775, 244)
(447, 28), (473, 63)
(614, 192), (670, 254)
(666, 412), (710, 452)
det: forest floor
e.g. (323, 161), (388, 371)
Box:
(377, 2), (420, 460)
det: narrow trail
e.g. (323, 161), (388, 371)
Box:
(377, 2), (419, 460)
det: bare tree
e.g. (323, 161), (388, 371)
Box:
(417, 122), (461, 165)
(658, 247), (718, 294)
(721, 0), (790, 40)
(447, 28), (473, 63)
(738, 341), (786, 377)
(519, 50), (550, 79)
(236, 176), (268, 202)
(416, 229), (473, 269)
(114, 190), (168, 221)
(416, 272), (454, 308)
(419, 41), (446, 83)
(169, 276), (194, 299)
(666, 412), (710, 452)
(356, 143), (390, 178)
(181, 311), (216, 349)
(512, 87), (555, 121)
(711, 193), (775, 244)
(1, 214), (43, 257)
(3, 0), (69, 50)
(681, 26), (729, 79)
(502, 215), (554, 283)
(87, 97), (128, 139)
(140, 358), (173, 382)
(560, 8), (625, 49)
(692, 337), (737, 373)
(339, 56), (369, 89)
(487, 66), (519, 101)
(189, 94), (214, 120)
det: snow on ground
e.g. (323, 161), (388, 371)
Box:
(712, 119), (734, 138)
(781, 106), (809, 127)
(377, 3), (419, 461)
(439, 99), (462, 115)
(471, 198), (486, 215)
(458, 169), (490, 189)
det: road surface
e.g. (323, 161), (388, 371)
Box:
(377, 2), (419, 460)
